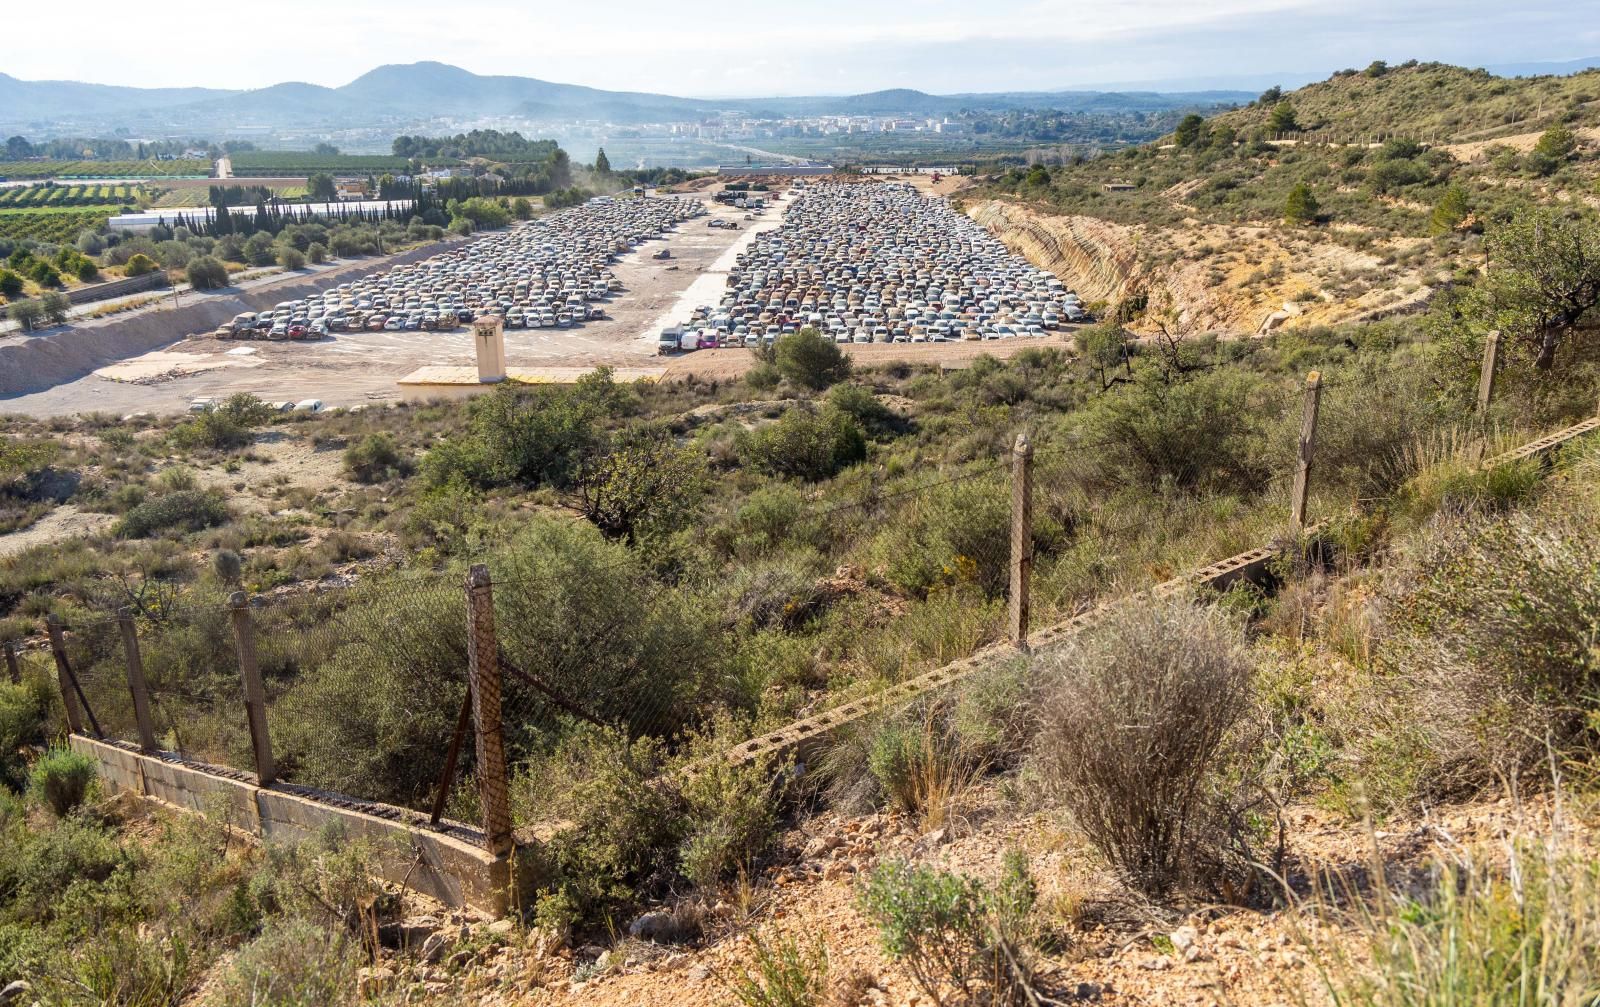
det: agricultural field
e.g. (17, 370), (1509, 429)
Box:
(0, 159), (209, 179)
(0, 207), (118, 243)
(0, 184), (142, 209)
(229, 152), (428, 175)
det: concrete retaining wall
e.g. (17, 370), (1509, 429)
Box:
(65, 271), (171, 305)
(70, 735), (514, 914)
(1, 238), (466, 398)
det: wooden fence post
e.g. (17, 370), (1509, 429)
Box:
(3, 641), (19, 685)
(465, 565), (513, 858)
(228, 592), (276, 786)
(118, 608), (159, 753)
(1477, 330), (1501, 415)
(1290, 372), (1323, 530)
(46, 616), (86, 735)
(1008, 434), (1034, 651)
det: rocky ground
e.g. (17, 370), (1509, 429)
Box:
(301, 783), (1592, 1007)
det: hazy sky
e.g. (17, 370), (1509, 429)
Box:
(9, 0), (1599, 95)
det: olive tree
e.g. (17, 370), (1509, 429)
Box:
(1481, 208), (1600, 371)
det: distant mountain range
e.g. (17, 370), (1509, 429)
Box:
(7, 57), (1595, 139)
(0, 62), (1254, 135)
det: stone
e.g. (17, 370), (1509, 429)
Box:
(357, 967), (395, 996)
(688, 964), (712, 982)
(1169, 926), (1198, 953)
(1074, 982), (1103, 1001)
(485, 919), (515, 937)
(418, 932), (450, 964)
(381, 915), (440, 950)
(628, 910), (680, 943)
(803, 834), (843, 858)
(0, 981), (31, 1006)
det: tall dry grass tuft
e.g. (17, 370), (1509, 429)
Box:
(1298, 792), (1600, 1006)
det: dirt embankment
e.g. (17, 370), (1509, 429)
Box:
(966, 198), (1435, 337)
(0, 240), (466, 400)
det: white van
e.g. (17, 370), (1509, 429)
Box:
(294, 399), (323, 413)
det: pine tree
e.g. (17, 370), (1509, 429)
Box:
(595, 148), (611, 175)
(1283, 183), (1319, 226)
(1429, 185), (1470, 236)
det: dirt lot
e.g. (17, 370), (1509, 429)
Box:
(1, 194), (766, 417)
(3, 180), (1075, 418)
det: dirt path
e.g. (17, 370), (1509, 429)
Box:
(0, 505), (115, 558)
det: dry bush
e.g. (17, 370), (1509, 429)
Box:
(1031, 597), (1265, 898)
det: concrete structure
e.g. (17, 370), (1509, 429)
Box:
(70, 734), (517, 913)
(473, 316), (507, 383)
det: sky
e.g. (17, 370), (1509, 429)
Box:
(8, 0), (1600, 96)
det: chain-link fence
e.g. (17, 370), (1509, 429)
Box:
(28, 364), (1600, 855)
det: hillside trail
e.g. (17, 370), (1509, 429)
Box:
(0, 505), (114, 559)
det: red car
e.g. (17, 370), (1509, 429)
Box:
(287, 323), (307, 340)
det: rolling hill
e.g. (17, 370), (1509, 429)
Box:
(0, 61), (1253, 134)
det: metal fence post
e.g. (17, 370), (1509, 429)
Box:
(228, 592), (276, 786)
(1290, 372), (1323, 530)
(3, 641), (19, 685)
(465, 565), (513, 858)
(46, 616), (86, 735)
(1008, 433), (1034, 651)
(118, 608), (159, 753)
(1477, 330), (1501, 416)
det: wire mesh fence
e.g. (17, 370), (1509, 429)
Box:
(26, 365), (1600, 850)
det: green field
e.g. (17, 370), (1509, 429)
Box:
(228, 152), (446, 175)
(0, 159), (209, 180)
(0, 184), (142, 209)
(0, 207), (118, 243)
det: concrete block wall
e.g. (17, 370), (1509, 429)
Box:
(70, 735), (514, 914)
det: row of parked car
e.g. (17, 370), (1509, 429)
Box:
(659, 181), (1088, 353)
(211, 195), (706, 343)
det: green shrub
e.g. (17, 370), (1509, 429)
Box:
(342, 433), (411, 483)
(123, 253), (158, 277)
(28, 744), (98, 816)
(721, 929), (830, 1007)
(773, 327), (851, 390)
(0, 675), (53, 791)
(1374, 501), (1600, 799)
(741, 406), (866, 482)
(213, 919), (358, 1007)
(114, 489), (229, 539)
(1032, 598), (1262, 898)
(745, 362), (781, 391)
(858, 852), (1036, 1005)
(678, 742), (779, 890)
(874, 471), (1011, 598)
(1077, 367), (1274, 493)
(520, 729), (676, 926)
(185, 256), (228, 290)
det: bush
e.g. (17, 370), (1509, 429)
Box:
(1078, 367), (1273, 493)
(678, 744), (779, 890)
(0, 676), (53, 791)
(27, 745), (98, 816)
(1032, 598), (1261, 897)
(185, 255), (228, 290)
(277, 247), (305, 270)
(342, 433), (411, 483)
(123, 253), (158, 277)
(745, 362), (781, 391)
(1374, 501), (1600, 797)
(773, 327), (851, 390)
(858, 852), (1036, 1004)
(213, 919), (359, 1007)
(741, 406), (866, 482)
(866, 709), (983, 831)
(114, 489), (229, 539)
(0, 269), (23, 299)
(721, 929), (830, 1007)
(875, 471), (1012, 598)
